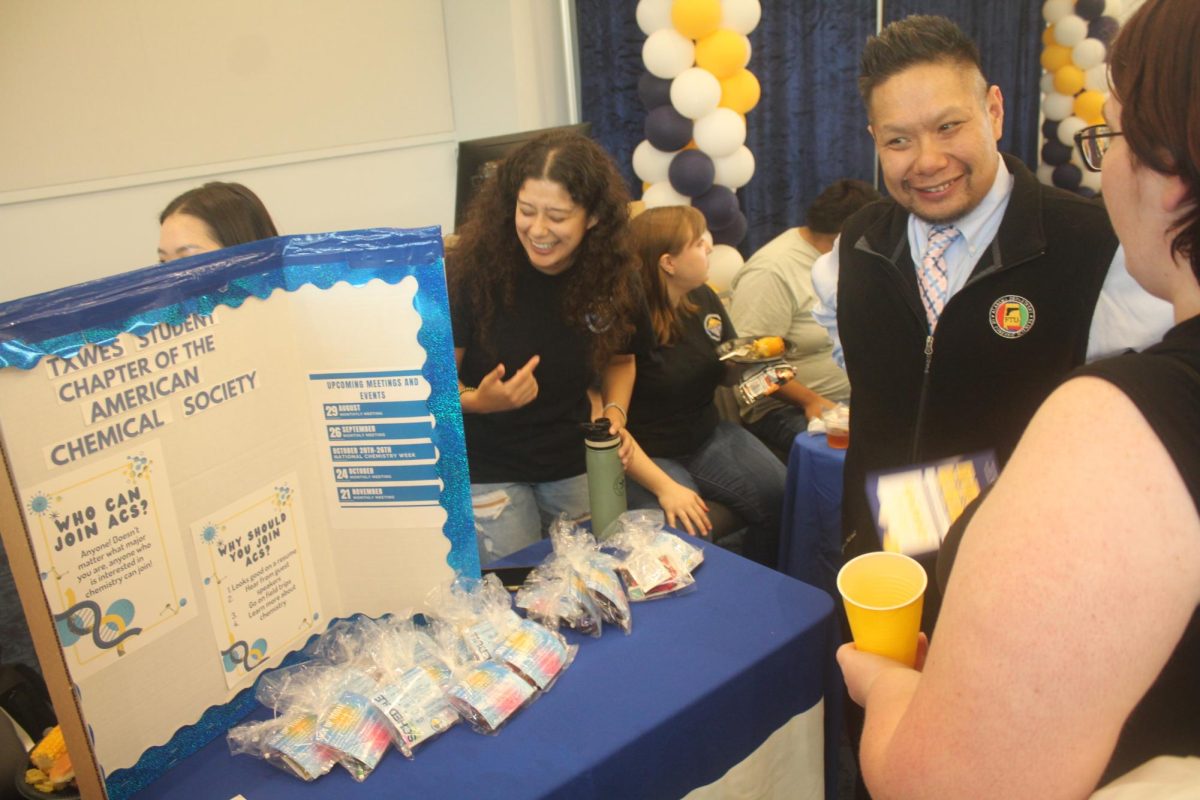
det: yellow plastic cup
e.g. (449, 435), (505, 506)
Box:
(837, 551), (927, 667)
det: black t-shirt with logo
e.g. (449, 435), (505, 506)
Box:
(628, 285), (735, 458)
(452, 262), (651, 484)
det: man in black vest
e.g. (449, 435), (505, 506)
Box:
(810, 15), (1171, 595)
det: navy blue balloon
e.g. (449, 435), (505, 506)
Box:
(1076, 187), (1098, 199)
(711, 210), (748, 246)
(1042, 139), (1073, 167)
(668, 149), (716, 197)
(1074, 0), (1105, 21)
(645, 106), (693, 152)
(1089, 16), (1120, 46)
(692, 185), (739, 229)
(638, 72), (673, 110)
(1052, 163), (1083, 191)
(1042, 118), (1060, 142)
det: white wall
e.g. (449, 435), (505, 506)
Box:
(0, 0), (575, 302)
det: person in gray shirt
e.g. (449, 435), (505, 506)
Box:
(729, 179), (880, 454)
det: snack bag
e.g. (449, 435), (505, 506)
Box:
(314, 669), (394, 781)
(228, 713), (338, 781)
(425, 574), (522, 661)
(446, 660), (537, 735)
(491, 617), (576, 690)
(551, 519), (632, 633)
(606, 512), (703, 600)
(515, 559), (604, 636)
(369, 662), (459, 758)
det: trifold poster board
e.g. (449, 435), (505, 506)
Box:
(0, 227), (476, 799)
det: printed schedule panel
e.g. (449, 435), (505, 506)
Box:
(0, 228), (474, 799)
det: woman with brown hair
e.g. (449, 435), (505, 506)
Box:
(157, 181), (278, 263)
(623, 205), (786, 566)
(838, 0), (1200, 795)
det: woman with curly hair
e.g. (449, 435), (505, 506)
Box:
(449, 131), (674, 564)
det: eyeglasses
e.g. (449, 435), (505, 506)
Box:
(1074, 124), (1124, 172)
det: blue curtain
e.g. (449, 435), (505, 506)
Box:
(740, 2), (878, 252)
(575, 1), (1042, 256)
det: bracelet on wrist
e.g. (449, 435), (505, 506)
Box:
(458, 385), (476, 397)
(602, 402), (627, 422)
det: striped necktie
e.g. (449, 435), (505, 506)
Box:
(918, 224), (960, 331)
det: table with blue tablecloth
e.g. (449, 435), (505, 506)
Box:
(129, 535), (839, 800)
(781, 432), (847, 600)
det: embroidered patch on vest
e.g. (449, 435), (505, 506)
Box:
(988, 295), (1036, 339)
(703, 313), (723, 341)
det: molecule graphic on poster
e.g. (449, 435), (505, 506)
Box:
(1038, 0), (1124, 197)
(633, 0), (760, 291)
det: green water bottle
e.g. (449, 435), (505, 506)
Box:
(582, 419), (627, 540)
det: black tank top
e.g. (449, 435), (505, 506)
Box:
(1073, 315), (1200, 782)
(937, 315), (1200, 783)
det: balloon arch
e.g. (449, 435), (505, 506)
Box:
(1038, 0), (1125, 196)
(634, 0), (761, 291)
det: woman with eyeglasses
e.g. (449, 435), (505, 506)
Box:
(837, 0), (1200, 796)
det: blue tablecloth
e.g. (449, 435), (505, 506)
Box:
(781, 433), (847, 600)
(129, 536), (838, 800)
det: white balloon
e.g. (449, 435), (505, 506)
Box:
(1053, 14), (1088, 47)
(1042, 91), (1075, 121)
(632, 140), (676, 185)
(1056, 115), (1088, 148)
(642, 180), (692, 208)
(1104, 0), (1123, 16)
(636, 0), (673, 35)
(1039, 71), (1057, 95)
(1084, 62), (1110, 92)
(693, 108), (746, 158)
(670, 68), (722, 120)
(1037, 162), (1056, 186)
(643, 29), (695, 80)
(1042, 0), (1074, 24)
(707, 244), (745, 292)
(721, 0), (762, 35)
(1072, 38), (1107, 70)
(712, 146), (756, 189)
(1080, 165), (1102, 192)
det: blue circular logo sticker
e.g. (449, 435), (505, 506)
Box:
(703, 313), (723, 342)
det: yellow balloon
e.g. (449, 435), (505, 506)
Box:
(1054, 64), (1085, 96)
(719, 68), (761, 114)
(671, 0), (721, 40)
(695, 29), (748, 80)
(1042, 25), (1056, 48)
(1041, 44), (1072, 73)
(1074, 90), (1106, 123)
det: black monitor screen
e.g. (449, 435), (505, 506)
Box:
(454, 122), (592, 231)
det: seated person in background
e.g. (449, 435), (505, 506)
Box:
(729, 179), (880, 454)
(157, 181), (278, 263)
(449, 131), (675, 565)
(838, 0), (1200, 794)
(624, 206), (786, 566)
